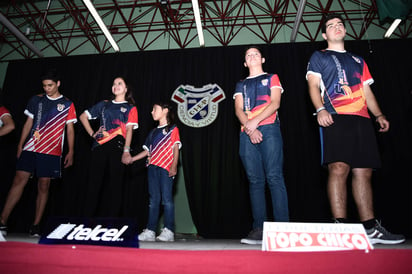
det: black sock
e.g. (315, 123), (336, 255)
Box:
(362, 218), (376, 230)
(333, 218), (348, 223)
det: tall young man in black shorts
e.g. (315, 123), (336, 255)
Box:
(0, 70), (77, 237)
(306, 14), (404, 245)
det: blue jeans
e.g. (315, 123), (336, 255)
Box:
(147, 165), (175, 232)
(239, 122), (289, 229)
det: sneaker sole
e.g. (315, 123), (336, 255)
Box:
(369, 238), (406, 245)
(138, 238), (155, 242)
(156, 237), (174, 242)
(240, 239), (262, 245)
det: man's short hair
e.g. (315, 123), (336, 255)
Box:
(322, 14), (345, 33)
(40, 69), (60, 83)
(244, 45), (265, 58)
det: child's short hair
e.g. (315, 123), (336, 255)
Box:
(154, 101), (175, 127)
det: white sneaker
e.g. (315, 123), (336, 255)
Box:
(156, 227), (174, 242)
(138, 229), (155, 242)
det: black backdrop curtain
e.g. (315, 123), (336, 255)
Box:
(1, 39), (411, 238)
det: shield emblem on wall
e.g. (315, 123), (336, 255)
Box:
(172, 84), (225, 128)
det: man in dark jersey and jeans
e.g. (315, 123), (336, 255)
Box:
(234, 46), (289, 245)
(306, 14), (404, 245)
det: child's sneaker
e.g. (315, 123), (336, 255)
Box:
(156, 227), (174, 242)
(138, 229), (155, 242)
(0, 222), (7, 236)
(29, 224), (41, 237)
(366, 220), (405, 245)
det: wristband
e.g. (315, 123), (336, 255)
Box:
(123, 146), (130, 153)
(316, 106), (326, 113)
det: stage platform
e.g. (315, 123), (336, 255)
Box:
(3, 232), (411, 250)
(1, 233), (411, 273)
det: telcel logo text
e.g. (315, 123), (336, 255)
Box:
(47, 224), (128, 242)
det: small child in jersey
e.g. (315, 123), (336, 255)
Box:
(133, 101), (181, 242)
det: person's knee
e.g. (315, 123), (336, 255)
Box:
(12, 171), (30, 188)
(37, 178), (51, 194)
(352, 168), (373, 181)
(328, 162), (350, 177)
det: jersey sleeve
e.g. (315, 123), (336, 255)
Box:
(270, 74), (284, 93)
(66, 102), (77, 124)
(143, 129), (154, 151)
(0, 106), (11, 119)
(361, 60), (374, 86)
(24, 95), (40, 119)
(0, 106), (11, 127)
(233, 80), (244, 100)
(171, 126), (182, 149)
(306, 51), (323, 80)
(127, 106), (139, 129)
(85, 100), (105, 120)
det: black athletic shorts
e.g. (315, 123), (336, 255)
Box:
(16, 151), (62, 178)
(319, 115), (381, 168)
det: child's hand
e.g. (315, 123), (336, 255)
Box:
(169, 166), (177, 177)
(121, 152), (133, 165)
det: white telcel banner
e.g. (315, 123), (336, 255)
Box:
(262, 222), (373, 252)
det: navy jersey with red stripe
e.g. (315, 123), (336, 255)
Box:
(23, 94), (77, 156)
(143, 125), (181, 172)
(233, 73), (284, 130)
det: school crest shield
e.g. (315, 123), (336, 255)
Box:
(172, 84), (225, 128)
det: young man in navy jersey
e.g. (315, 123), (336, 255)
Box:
(0, 70), (77, 237)
(306, 14), (404, 245)
(234, 46), (289, 245)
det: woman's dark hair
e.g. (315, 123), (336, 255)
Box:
(322, 13), (345, 33)
(112, 76), (135, 105)
(154, 101), (176, 131)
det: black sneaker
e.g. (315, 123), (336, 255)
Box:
(29, 224), (41, 237)
(0, 222), (7, 236)
(240, 228), (263, 245)
(366, 220), (405, 245)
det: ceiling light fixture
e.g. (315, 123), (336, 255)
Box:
(82, 0), (120, 52)
(384, 18), (401, 38)
(290, 0), (306, 42)
(191, 0), (204, 47)
(0, 12), (44, 57)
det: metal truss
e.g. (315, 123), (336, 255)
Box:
(0, 0), (411, 61)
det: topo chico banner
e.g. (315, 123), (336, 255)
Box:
(262, 222), (373, 252)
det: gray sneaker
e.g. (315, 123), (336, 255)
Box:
(240, 228), (263, 245)
(138, 229), (156, 242)
(366, 220), (405, 245)
(156, 227), (174, 242)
